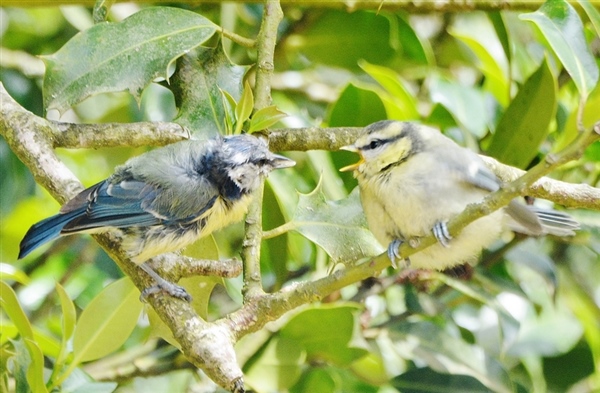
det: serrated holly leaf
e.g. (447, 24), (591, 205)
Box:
(248, 106), (287, 133)
(291, 183), (384, 264)
(43, 7), (217, 113)
(172, 42), (248, 138)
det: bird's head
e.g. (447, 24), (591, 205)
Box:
(340, 120), (423, 177)
(222, 134), (295, 192)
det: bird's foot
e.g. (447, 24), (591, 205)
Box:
(140, 281), (192, 302)
(387, 239), (410, 269)
(433, 221), (452, 247)
(139, 262), (192, 302)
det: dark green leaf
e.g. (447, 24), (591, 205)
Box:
(284, 10), (396, 70)
(392, 367), (491, 393)
(328, 83), (387, 127)
(520, 0), (599, 99)
(172, 43), (247, 138)
(43, 7), (217, 113)
(489, 12), (512, 64)
(280, 304), (368, 366)
(486, 58), (556, 168)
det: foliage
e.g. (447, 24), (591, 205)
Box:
(1, 1), (599, 393)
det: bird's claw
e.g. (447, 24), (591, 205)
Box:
(433, 221), (452, 247)
(387, 239), (410, 269)
(140, 282), (192, 302)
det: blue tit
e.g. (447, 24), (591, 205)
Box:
(341, 120), (579, 269)
(19, 134), (295, 300)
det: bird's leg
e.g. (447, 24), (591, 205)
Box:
(432, 221), (452, 247)
(139, 262), (192, 302)
(387, 239), (411, 269)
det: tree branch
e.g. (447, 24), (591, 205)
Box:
(6, 0), (545, 12)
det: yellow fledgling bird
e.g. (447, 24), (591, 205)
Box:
(341, 120), (579, 269)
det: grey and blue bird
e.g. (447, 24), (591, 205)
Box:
(19, 134), (295, 300)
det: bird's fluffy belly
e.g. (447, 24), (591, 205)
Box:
(124, 194), (253, 264)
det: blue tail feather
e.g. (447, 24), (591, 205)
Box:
(18, 209), (84, 259)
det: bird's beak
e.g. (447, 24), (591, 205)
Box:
(339, 144), (364, 172)
(271, 154), (296, 169)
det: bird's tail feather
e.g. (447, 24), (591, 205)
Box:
(18, 208), (83, 259)
(506, 201), (579, 237)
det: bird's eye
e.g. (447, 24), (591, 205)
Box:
(368, 139), (384, 150)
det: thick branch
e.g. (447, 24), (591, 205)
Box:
(7, 0), (544, 12)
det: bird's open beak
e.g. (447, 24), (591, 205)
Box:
(271, 154), (296, 169)
(339, 145), (364, 172)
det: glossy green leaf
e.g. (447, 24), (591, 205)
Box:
(521, 0), (599, 99)
(172, 43), (247, 138)
(428, 76), (489, 138)
(43, 7), (217, 113)
(392, 367), (491, 392)
(328, 83), (387, 127)
(450, 32), (509, 106)
(280, 304), (368, 366)
(395, 13), (434, 65)
(0, 263), (29, 284)
(245, 337), (306, 392)
(25, 338), (48, 393)
(489, 12), (512, 64)
(235, 80), (254, 134)
(0, 325), (61, 358)
(486, 58), (556, 168)
(290, 368), (336, 393)
(578, 0), (600, 37)
(284, 10), (396, 70)
(0, 281), (34, 340)
(290, 184), (384, 264)
(248, 106), (288, 133)
(55, 283), (76, 343)
(73, 278), (142, 362)
(390, 321), (513, 393)
(359, 61), (419, 119)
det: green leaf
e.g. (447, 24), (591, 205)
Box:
(359, 61), (419, 120)
(394, 13), (434, 65)
(235, 80), (254, 134)
(578, 0), (600, 37)
(172, 43), (247, 138)
(92, 0), (115, 24)
(55, 283), (76, 343)
(62, 368), (118, 393)
(0, 263), (29, 284)
(428, 76), (489, 138)
(489, 12), (512, 64)
(0, 325), (61, 358)
(451, 31), (510, 106)
(25, 339), (48, 393)
(284, 10), (396, 70)
(73, 278), (142, 363)
(290, 368), (336, 393)
(0, 281), (34, 340)
(43, 7), (217, 113)
(486, 58), (556, 168)
(389, 321), (513, 393)
(328, 82), (387, 127)
(248, 106), (288, 133)
(520, 0), (599, 99)
(245, 337), (306, 392)
(392, 367), (491, 393)
(280, 304), (368, 366)
(290, 183), (384, 264)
